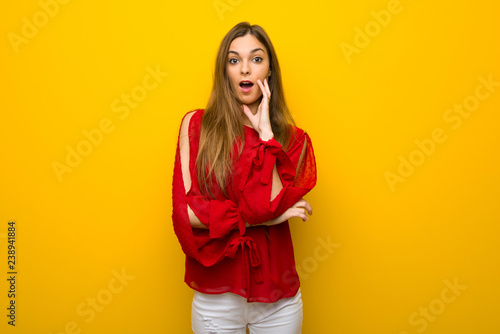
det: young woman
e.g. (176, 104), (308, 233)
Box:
(172, 22), (317, 333)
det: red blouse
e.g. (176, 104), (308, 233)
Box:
(172, 109), (317, 303)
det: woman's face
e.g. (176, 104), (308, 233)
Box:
(226, 34), (271, 111)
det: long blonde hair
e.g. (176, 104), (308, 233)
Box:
(197, 22), (295, 197)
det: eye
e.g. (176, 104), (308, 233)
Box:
(253, 56), (263, 63)
(229, 58), (239, 64)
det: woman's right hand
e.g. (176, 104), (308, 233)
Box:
(248, 198), (312, 227)
(242, 78), (274, 141)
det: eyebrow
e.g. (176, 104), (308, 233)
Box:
(228, 48), (265, 56)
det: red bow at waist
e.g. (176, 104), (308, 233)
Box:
(225, 235), (263, 285)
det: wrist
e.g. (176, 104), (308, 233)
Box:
(259, 129), (274, 141)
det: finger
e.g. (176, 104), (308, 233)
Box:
(264, 78), (271, 96)
(292, 200), (312, 216)
(256, 79), (269, 101)
(292, 198), (308, 209)
(242, 104), (253, 119)
(296, 210), (308, 222)
(304, 201), (312, 215)
(294, 208), (307, 219)
(256, 79), (264, 94)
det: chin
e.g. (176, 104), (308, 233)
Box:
(240, 94), (262, 106)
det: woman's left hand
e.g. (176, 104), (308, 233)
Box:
(242, 78), (274, 141)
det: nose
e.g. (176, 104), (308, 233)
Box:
(240, 60), (250, 75)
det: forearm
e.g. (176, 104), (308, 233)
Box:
(188, 204), (208, 229)
(239, 130), (315, 225)
(270, 164), (283, 201)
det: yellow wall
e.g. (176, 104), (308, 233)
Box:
(1, 0), (499, 333)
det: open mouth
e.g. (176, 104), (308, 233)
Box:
(239, 80), (254, 93)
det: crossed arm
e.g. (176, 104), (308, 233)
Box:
(178, 111), (312, 230)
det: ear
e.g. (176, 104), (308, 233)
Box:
(268, 69), (272, 77)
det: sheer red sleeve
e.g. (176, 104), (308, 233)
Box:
(171, 110), (244, 267)
(238, 127), (317, 224)
(186, 196), (245, 238)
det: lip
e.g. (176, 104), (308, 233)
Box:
(239, 80), (254, 93)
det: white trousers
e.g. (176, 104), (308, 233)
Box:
(191, 288), (303, 334)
